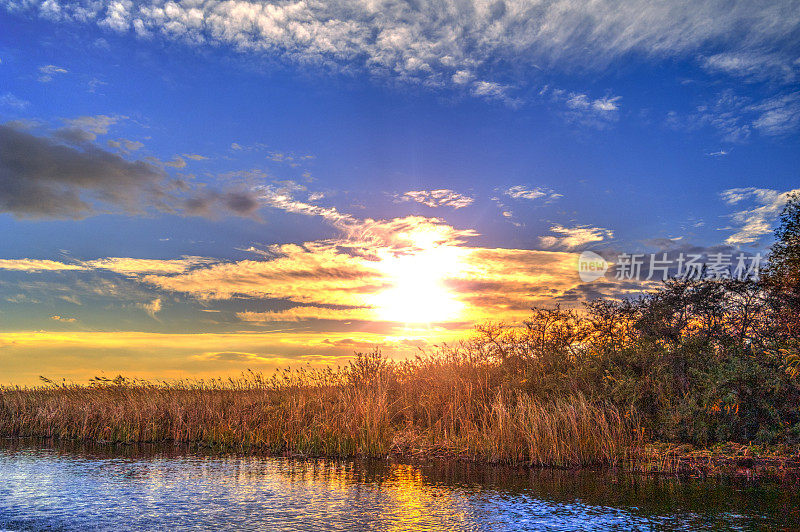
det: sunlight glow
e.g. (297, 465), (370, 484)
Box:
(370, 238), (467, 324)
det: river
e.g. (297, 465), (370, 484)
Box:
(0, 440), (796, 531)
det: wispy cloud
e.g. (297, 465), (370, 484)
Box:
(700, 52), (799, 83)
(749, 93), (800, 136)
(139, 297), (162, 319)
(0, 93), (29, 110)
(0, 256), (215, 275)
(397, 189), (474, 209)
(721, 187), (800, 245)
(504, 185), (562, 202)
(539, 224), (614, 249)
(50, 315), (77, 322)
(9, 0), (800, 106)
(37, 64), (67, 82)
(0, 259), (86, 272)
(108, 138), (145, 153)
(85, 257), (216, 276)
(690, 90), (800, 141)
(238, 306), (376, 323)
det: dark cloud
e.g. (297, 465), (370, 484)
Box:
(53, 127), (98, 144)
(0, 125), (167, 218)
(0, 125), (262, 219)
(183, 190), (261, 218)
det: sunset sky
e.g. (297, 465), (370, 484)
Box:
(1, 1), (799, 384)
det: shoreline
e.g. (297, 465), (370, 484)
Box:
(3, 435), (799, 482)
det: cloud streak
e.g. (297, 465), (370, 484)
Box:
(6, 0), (799, 104)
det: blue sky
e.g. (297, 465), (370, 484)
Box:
(0, 0), (798, 383)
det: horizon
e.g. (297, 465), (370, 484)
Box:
(1, 0), (799, 385)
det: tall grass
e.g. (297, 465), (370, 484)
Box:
(0, 350), (640, 467)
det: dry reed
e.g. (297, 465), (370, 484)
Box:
(0, 351), (641, 467)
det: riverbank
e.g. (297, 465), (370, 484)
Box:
(637, 441), (800, 480)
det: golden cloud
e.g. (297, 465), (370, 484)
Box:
(141, 219), (591, 326)
(0, 256), (213, 275)
(238, 305), (377, 322)
(0, 259), (86, 272)
(143, 242), (386, 305)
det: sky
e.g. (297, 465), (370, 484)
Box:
(0, 0), (799, 384)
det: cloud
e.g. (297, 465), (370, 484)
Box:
(238, 305), (376, 322)
(0, 259), (86, 272)
(397, 189), (474, 209)
(142, 236), (603, 325)
(471, 80), (519, 106)
(50, 315), (77, 322)
(139, 297), (162, 318)
(700, 52), (799, 83)
(85, 256), (216, 276)
(62, 114), (122, 135)
(191, 351), (266, 362)
(258, 182), (356, 226)
(0, 190), (638, 341)
(539, 224), (614, 249)
(692, 90), (800, 141)
(139, 209), (629, 327)
(163, 156), (187, 168)
(0, 125), (261, 219)
(55, 115), (126, 144)
(0, 124), (167, 218)
(564, 93), (620, 113)
(592, 96), (622, 112)
(0, 93), (29, 110)
(544, 89), (623, 126)
(0, 256), (215, 275)
(721, 187), (800, 245)
(748, 93), (800, 136)
(8, 0), (800, 105)
(142, 241), (386, 305)
(504, 185), (562, 202)
(37, 64), (67, 82)
(256, 182), (480, 251)
(340, 216), (478, 252)
(184, 189), (262, 218)
(108, 138), (145, 152)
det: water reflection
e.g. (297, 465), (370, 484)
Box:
(0, 439), (796, 531)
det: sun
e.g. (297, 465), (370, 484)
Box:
(369, 241), (466, 325)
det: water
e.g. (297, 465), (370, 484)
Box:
(0, 440), (796, 531)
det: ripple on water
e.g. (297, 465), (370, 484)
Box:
(0, 442), (796, 531)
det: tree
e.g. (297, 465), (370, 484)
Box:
(767, 192), (800, 296)
(765, 192), (800, 376)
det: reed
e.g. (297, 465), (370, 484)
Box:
(0, 350), (640, 467)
